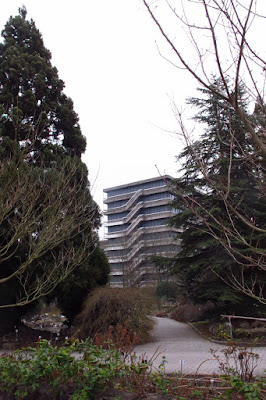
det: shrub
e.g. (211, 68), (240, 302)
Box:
(170, 301), (215, 322)
(0, 339), (265, 399)
(72, 287), (154, 342)
(93, 324), (141, 359)
(210, 344), (259, 382)
(0, 339), (125, 399)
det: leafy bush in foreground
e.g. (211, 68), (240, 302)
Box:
(0, 340), (265, 399)
(0, 339), (125, 399)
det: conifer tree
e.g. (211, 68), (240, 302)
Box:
(0, 6), (86, 160)
(170, 80), (266, 311)
(142, 0), (266, 305)
(0, 8), (108, 317)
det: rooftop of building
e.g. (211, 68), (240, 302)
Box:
(103, 175), (174, 194)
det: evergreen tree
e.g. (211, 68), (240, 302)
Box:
(0, 6), (86, 161)
(170, 80), (266, 312)
(52, 245), (110, 325)
(0, 9), (109, 320)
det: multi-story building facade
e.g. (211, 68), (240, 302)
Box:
(101, 176), (181, 287)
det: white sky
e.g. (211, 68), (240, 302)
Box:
(2, 1), (264, 237)
(0, 1), (197, 214)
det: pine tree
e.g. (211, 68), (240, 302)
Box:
(170, 80), (266, 312)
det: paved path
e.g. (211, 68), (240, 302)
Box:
(134, 317), (266, 376)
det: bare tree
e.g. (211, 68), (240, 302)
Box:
(0, 156), (98, 308)
(142, 0), (266, 302)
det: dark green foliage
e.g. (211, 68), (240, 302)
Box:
(150, 254), (177, 278)
(156, 281), (179, 300)
(0, 9), (103, 319)
(170, 79), (266, 311)
(0, 7), (86, 160)
(53, 245), (110, 324)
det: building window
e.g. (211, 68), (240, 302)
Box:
(110, 275), (123, 283)
(106, 179), (169, 198)
(109, 249), (127, 257)
(141, 192), (173, 202)
(108, 211), (128, 221)
(111, 263), (124, 270)
(140, 219), (167, 228)
(108, 199), (128, 209)
(108, 224), (130, 233)
(142, 205), (170, 215)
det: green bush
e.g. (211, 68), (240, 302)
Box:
(0, 339), (125, 399)
(72, 287), (154, 341)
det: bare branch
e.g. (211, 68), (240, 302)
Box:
(0, 156), (98, 307)
(142, 0), (266, 156)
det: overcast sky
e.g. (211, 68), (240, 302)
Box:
(1, 1), (201, 217)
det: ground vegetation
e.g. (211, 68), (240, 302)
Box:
(0, 338), (265, 399)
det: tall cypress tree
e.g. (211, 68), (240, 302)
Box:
(170, 80), (266, 312)
(0, 6), (86, 161)
(0, 9), (109, 321)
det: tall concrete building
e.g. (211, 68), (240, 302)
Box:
(101, 176), (181, 287)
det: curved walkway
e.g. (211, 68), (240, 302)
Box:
(134, 317), (266, 376)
